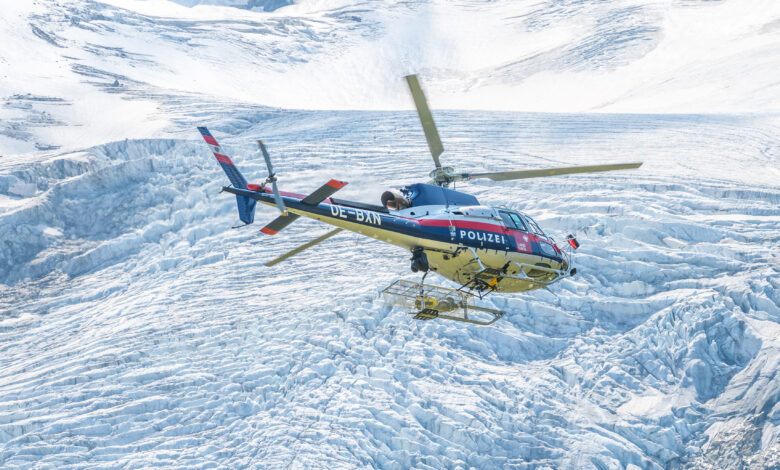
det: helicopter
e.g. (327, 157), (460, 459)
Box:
(198, 75), (642, 325)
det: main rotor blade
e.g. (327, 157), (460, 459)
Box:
(465, 162), (643, 181)
(405, 74), (443, 169)
(264, 228), (344, 267)
(258, 140), (287, 215)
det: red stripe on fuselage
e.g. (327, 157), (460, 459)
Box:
(264, 187), (308, 200)
(215, 153), (233, 165)
(202, 135), (219, 146)
(417, 218), (546, 253)
(418, 218), (542, 241)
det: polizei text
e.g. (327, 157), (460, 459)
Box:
(459, 229), (506, 245)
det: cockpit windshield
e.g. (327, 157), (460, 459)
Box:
(523, 215), (545, 237)
(498, 210), (547, 238)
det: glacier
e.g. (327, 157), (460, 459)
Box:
(1, 0), (779, 469)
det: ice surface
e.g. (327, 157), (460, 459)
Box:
(1, 109), (777, 468)
(1, 0), (779, 469)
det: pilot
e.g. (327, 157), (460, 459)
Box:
(381, 189), (411, 210)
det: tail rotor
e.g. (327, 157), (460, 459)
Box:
(258, 140), (287, 215)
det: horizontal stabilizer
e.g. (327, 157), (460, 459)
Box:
(302, 179), (348, 205)
(260, 213), (301, 235)
(265, 228), (344, 266)
(260, 179), (347, 235)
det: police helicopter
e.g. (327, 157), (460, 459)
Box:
(198, 75), (641, 325)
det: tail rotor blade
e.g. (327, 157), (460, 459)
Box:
(462, 162), (643, 182)
(258, 139), (275, 174)
(258, 140), (287, 215)
(271, 180), (286, 214)
(405, 74), (444, 169)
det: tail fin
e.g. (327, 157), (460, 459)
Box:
(198, 126), (256, 224)
(235, 195), (257, 225)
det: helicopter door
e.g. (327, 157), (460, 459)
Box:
(498, 210), (532, 253)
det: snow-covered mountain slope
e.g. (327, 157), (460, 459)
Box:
(2, 0), (780, 154)
(1, 0), (779, 469)
(169, 0), (294, 10)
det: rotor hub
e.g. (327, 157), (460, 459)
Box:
(429, 166), (457, 186)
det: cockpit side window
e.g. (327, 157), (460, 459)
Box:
(509, 213), (528, 232)
(498, 211), (516, 229)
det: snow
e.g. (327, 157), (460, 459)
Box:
(3, 1), (780, 154)
(617, 388), (697, 419)
(1, 0), (779, 468)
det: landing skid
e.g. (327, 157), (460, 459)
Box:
(382, 279), (505, 326)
